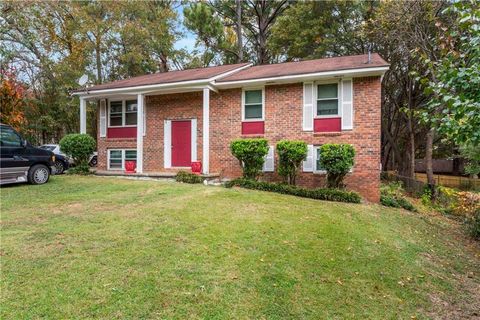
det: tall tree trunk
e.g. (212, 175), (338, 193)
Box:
(425, 128), (435, 185)
(425, 128), (437, 200)
(158, 52), (169, 72)
(95, 36), (102, 84)
(406, 77), (415, 178)
(407, 127), (415, 178)
(235, 0), (243, 62)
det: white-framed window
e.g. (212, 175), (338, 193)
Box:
(242, 88), (264, 121)
(108, 149), (137, 170)
(314, 145), (326, 173)
(108, 100), (138, 127)
(316, 82), (339, 117)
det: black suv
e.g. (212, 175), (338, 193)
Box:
(0, 124), (56, 185)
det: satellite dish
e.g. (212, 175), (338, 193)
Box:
(78, 74), (88, 86)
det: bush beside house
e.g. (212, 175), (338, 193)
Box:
(276, 140), (307, 185)
(319, 144), (356, 189)
(59, 134), (96, 174)
(230, 139), (269, 180)
(225, 178), (361, 203)
(227, 140), (361, 204)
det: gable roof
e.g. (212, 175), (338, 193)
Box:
(73, 54), (388, 95)
(216, 54), (388, 83)
(78, 63), (251, 92)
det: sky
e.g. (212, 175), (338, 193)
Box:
(173, 3), (196, 53)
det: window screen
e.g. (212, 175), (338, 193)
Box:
(244, 90), (263, 120)
(317, 83), (338, 116)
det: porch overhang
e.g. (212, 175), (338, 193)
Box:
(72, 81), (218, 101)
(76, 83), (214, 175)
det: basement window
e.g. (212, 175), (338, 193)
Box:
(108, 149), (137, 170)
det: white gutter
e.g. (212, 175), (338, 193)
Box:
(71, 63), (252, 98)
(214, 66), (389, 88)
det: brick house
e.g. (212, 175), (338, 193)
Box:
(73, 54), (389, 202)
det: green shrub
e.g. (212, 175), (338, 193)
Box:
(276, 140), (308, 185)
(380, 194), (400, 208)
(230, 139), (269, 180)
(176, 171), (203, 184)
(60, 134), (96, 174)
(380, 182), (417, 212)
(319, 144), (355, 188)
(465, 208), (480, 240)
(225, 178), (361, 203)
(66, 163), (91, 175)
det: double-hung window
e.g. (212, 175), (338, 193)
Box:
(316, 83), (339, 116)
(243, 89), (263, 120)
(109, 100), (138, 127)
(109, 101), (123, 126)
(108, 149), (137, 170)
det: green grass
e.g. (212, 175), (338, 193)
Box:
(1, 176), (479, 319)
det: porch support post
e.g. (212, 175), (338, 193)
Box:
(202, 88), (210, 174)
(136, 93), (144, 173)
(80, 97), (87, 134)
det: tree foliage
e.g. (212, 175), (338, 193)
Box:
(0, 68), (26, 131)
(420, 1), (480, 147)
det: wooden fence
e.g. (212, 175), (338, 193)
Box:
(413, 173), (480, 191)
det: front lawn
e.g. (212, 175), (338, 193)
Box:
(1, 176), (479, 319)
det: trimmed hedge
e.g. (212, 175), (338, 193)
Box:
(230, 138), (269, 180)
(60, 133), (96, 174)
(319, 144), (355, 188)
(276, 140), (308, 185)
(176, 171), (203, 184)
(225, 178), (361, 203)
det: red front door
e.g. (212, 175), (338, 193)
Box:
(171, 120), (191, 167)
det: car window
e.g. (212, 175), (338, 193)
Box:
(0, 126), (22, 147)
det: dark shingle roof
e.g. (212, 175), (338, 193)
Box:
(81, 63), (251, 92)
(76, 54), (388, 92)
(216, 54), (388, 83)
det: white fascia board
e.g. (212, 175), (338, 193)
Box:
(214, 66), (389, 88)
(72, 64), (252, 98)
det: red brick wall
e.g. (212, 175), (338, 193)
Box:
(97, 76), (381, 202)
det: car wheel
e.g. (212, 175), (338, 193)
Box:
(54, 160), (65, 174)
(28, 164), (50, 185)
(89, 156), (97, 167)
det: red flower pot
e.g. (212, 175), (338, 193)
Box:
(125, 160), (136, 173)
(191, 161), (202, 175)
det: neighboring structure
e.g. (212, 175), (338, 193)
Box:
(73, 54), (389, 202)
